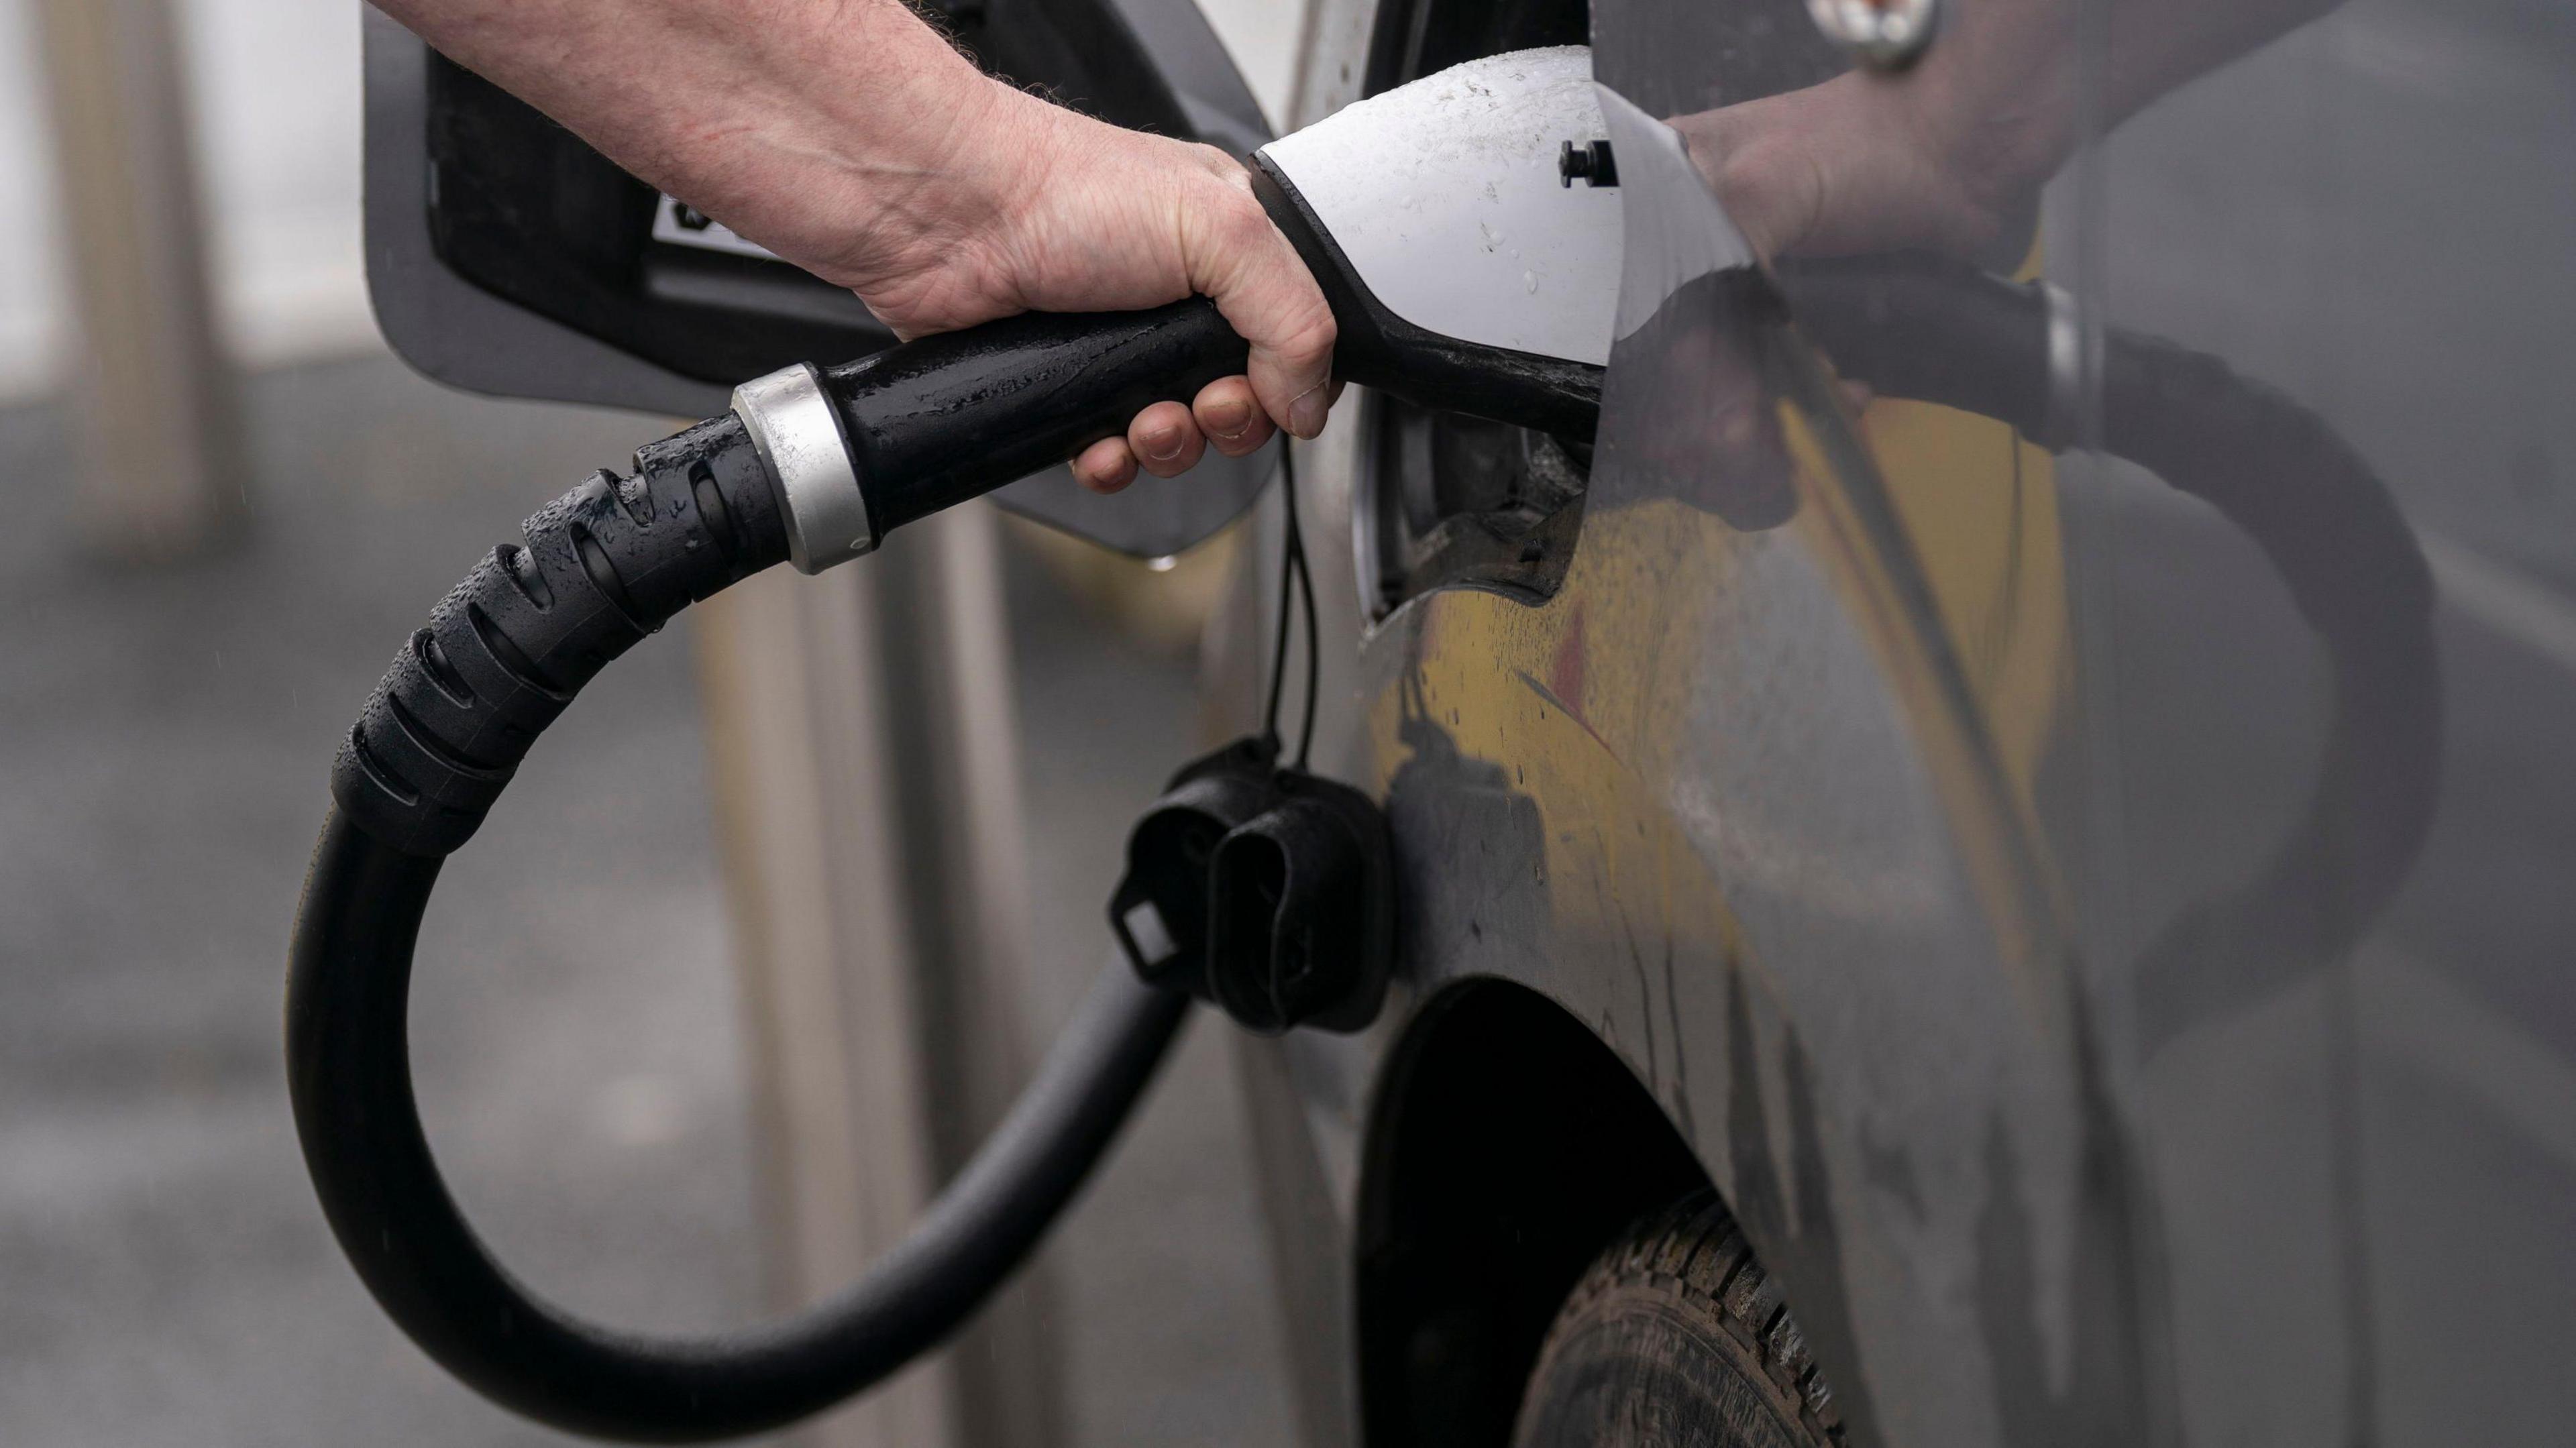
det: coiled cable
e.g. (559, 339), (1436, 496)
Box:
(287, 398), (1190, 1441)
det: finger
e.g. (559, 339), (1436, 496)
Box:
(1187, 176), (1338, 439)
(1193, 377), (1275, 458)
(1073, 436), (1138, 494)
(1128, 400), (1205, 480)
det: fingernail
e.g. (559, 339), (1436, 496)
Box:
(1205, 396), (1252, 439)
(1288, 386), (1328, 439)
(1144, 428), (1183, 462)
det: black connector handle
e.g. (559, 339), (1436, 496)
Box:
(833, 296), (1252, 534)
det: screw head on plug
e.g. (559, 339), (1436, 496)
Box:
(1558, 140), (1619, 189)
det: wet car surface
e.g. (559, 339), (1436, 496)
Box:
(1597, 1), (2576, 1439)
(1252, 2), (2576, 1443)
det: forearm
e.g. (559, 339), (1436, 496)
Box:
(2103, 0), (2342, 133)
(374, 0), (1030, 290)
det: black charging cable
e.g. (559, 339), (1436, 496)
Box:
(283, 427), (1191, 1439)
(286, 304), (1260, 1443)
(287, 283), (1487, 1441)
(292, 818), (1181, 1441)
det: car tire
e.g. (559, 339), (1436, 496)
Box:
(1512, 1193), (1847, 1448)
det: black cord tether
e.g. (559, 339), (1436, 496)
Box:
(1260, 442), (1321, 769)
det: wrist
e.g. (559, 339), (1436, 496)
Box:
(716, 7), (1023, 288)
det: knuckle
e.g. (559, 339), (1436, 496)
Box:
(1214, 199), (1273, 250)
(1275, 310), (1338, 371)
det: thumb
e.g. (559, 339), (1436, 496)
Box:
(1187, 171), (1338, 439)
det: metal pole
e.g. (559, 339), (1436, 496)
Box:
(864, 502), (1063, 1448)
(694, 500), (1062, 1448)
(31, 0), (244, 561)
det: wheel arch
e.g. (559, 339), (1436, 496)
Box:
(1353, 976), (1715, 1448)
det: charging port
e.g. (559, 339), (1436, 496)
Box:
(1362, 396), (1589, 620)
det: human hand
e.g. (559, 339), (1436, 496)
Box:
(1667, 70), (2053, 270)
(1668, 0), (2082, 275)
(1663, 0), (2080, 268)
(810, 86), (1340, 494)
(374, 0), (1336, 496)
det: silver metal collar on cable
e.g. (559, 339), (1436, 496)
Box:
(733, 362), (875, 573)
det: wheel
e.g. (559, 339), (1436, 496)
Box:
(1512, 1194), (1847, 1448)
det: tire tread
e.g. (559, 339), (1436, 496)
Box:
(1533, 1191), (1845, 1445)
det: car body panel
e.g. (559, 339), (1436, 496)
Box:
(1237, 3), (2576, 1445)
(1293, 91), (2110, 1448)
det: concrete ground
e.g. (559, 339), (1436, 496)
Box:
(0, 355), (1295, 1446)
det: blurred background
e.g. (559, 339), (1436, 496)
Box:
(0, 1), (1308, 1444)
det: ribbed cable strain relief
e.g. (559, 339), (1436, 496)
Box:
(330, 412), (790, 857)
